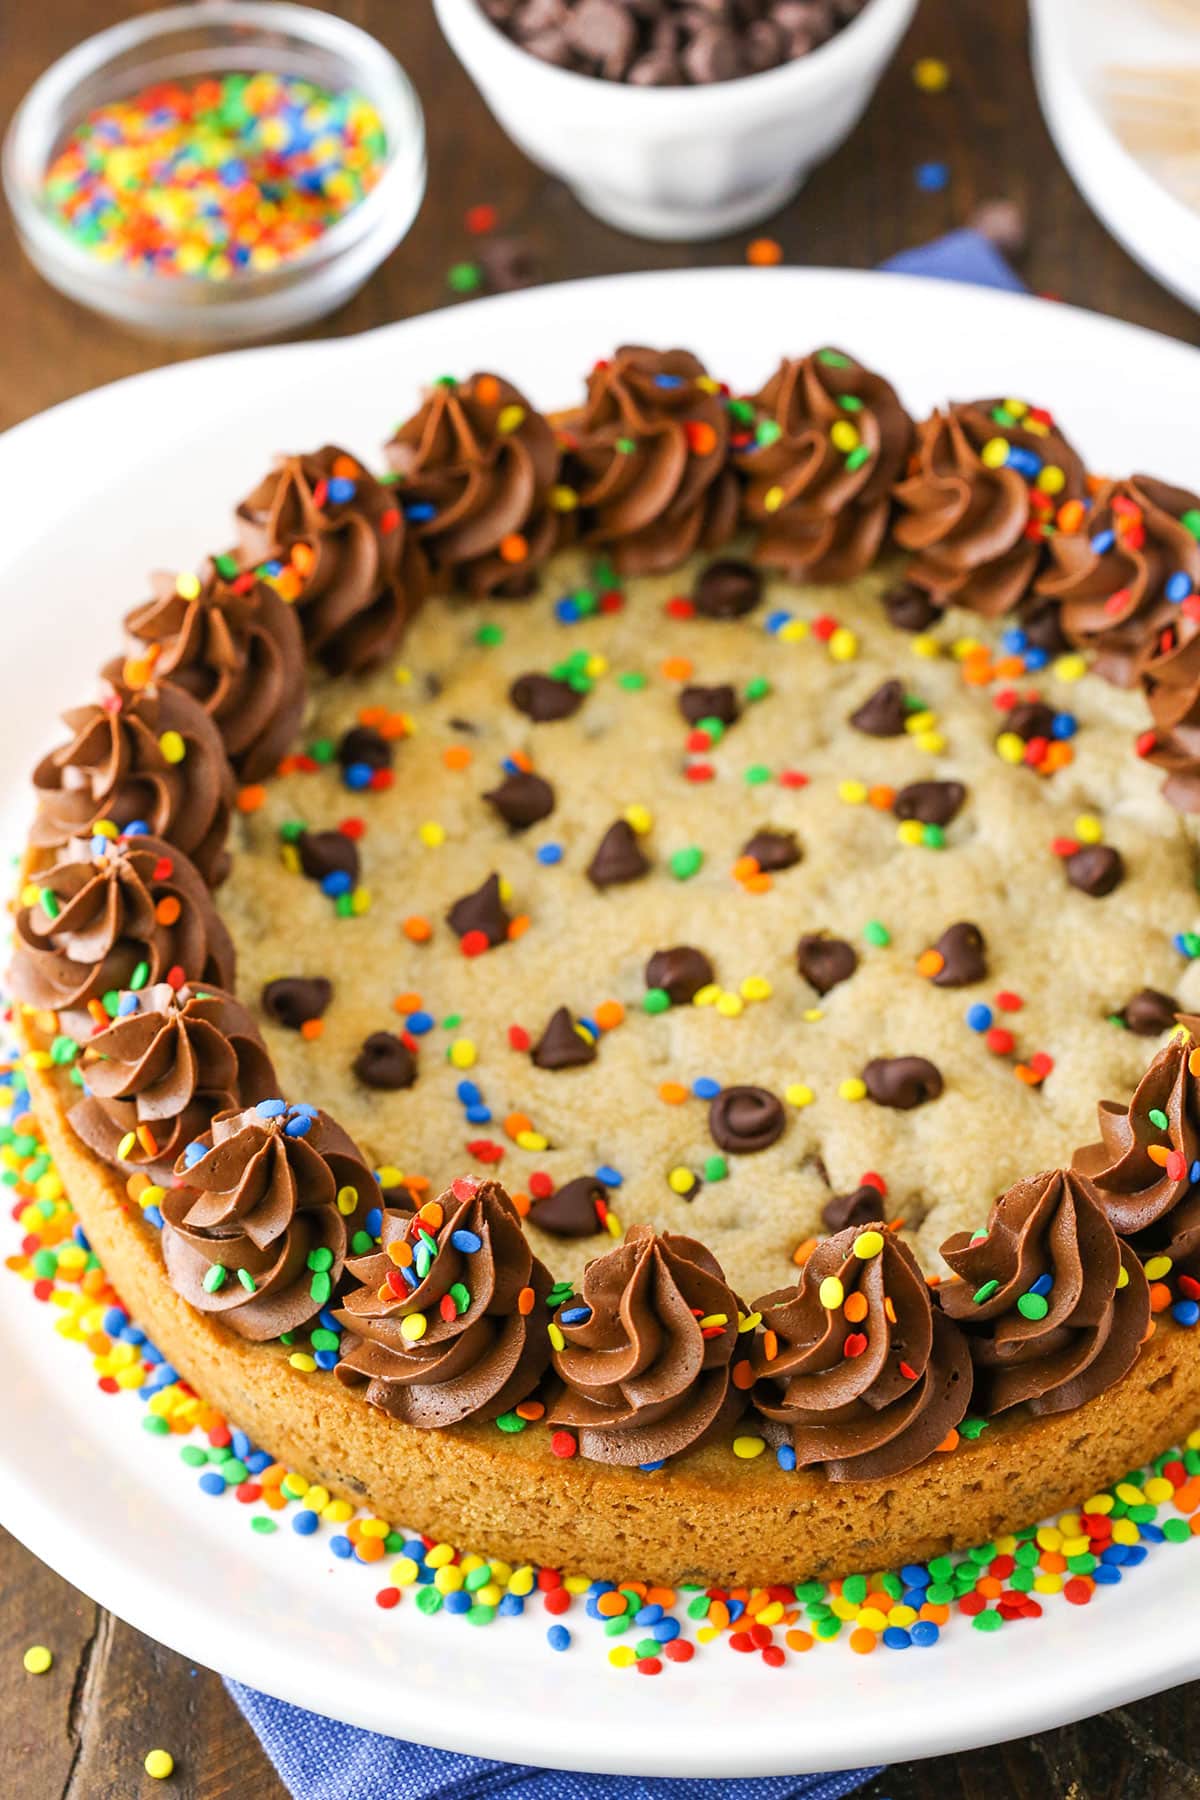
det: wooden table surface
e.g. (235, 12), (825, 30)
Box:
(2, 1), (1199, 1794)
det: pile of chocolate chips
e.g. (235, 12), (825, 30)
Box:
(478, 0), (872, 85)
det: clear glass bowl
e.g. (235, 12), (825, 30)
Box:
(2, 1), (426, 344)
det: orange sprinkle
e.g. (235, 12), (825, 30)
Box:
(935, 1428), (960, 1454)
(379, 712), (410, 740)
(475, 374), (501, 405)
(920, 1601), (950, 1624)
(1039, 1550), (1067, 1574)
(417, 1199), (444, 1230)
(507, 913), (531, 940)
(299, 1018), (324, 1041)
(786, 1629), (814, 1652)
(792, 1237), (818, 1268)
(237, 784), (267, 814)
(868, 784), (896, 810)
(731, 855), (759, 882)
(658, 1081), (688, 1105)
(863, 1590), (892, 1614)
(1149, 1280), (1173, 1314)
(746, 236), (784, 267)
(154, 896), (181, 927)
(597, 1592), (627, 1617)
(402, 916), (432, 943)
(993, 655), (1027, 680)
(849, 1628), (877, 1655)
(499, 532), (529, 564)
(977, 1575), (1003, 1599)
(686, 421), (718, 458)
(331, 453), (360, 480)
(443, 745), (472, 771)
(762, 1328), (778, 1362)
(884, 1296), (897, 1324)
(291, 541), (316, 577)
(843, 1291), (869, 1324)
(136, 1123), (159, 1156)
(916, 949), (945, 978)
(356, 1536), (385, 1564)
(517, 1285), (535, 1315)
(708, 1601), (730, 1631)
(387, 1239), (413, 1268)
(645, 1586), (676, 1608)
(660, 655), (693, 681)
(509, 748), (533, 773)
(504, 1111), (532, 1140)
(515, 1399), (545, 1420)
(394, 992), (423, 1012)
(1042, 740), (1073, 773)
(594, 1000), (624, 1030)
(1146, 1143), (1170, 1168)
(1058, 497), (1087, 531)
(274, 568), (303, 602)
(359, 705), (388, 727)
(1174, 1478), (1200, 1513)
(742, 872), (772, 894)
(511, 1190), (531, 1218)
(731, 1358), (755, 1391)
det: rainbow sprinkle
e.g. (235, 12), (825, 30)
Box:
(42, 73), (386, 279)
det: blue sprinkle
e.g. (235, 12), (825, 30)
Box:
(966, 1003), (993, 1032)
(292, 1509), (319, 1536)
(652, 1618), (680, 1642)
(117, 992), (140, 1016)
(343, 763), (372, 791)
(317, 1309), (342, 1336)
(256, 1098), (288, 1118)
(143, 1206), (163, 1230)
(182, 1141), (208, 1168)
(639, 1460), (665, 1473)
(498, 1593), (524, 1616)
(123, 819), (150, 837)
(1024, 646), (1049, 671)
(451, 1229), (483, 1253)
(465, 1105), (492, 1125)
(330, 1534), (354, 1559)
(536, 843), (563, 865)
(402, 1538), (426, 1561)
(560, 1305), (592, 1325)
(578, 1016), (598, 1039)
(1093, 1564), (1122, 1586)
(103, 1306), (128, 1334)
(1124, 1544), (1149, 1567)
(1173, 1299), (1200, 1327)
(320, 870), (353, 897)
(915, 160), (949, 191)
(595, 1165), (622, 1187)
(547, 1624), (571, 1652)
(1051, 713), (1077, 739)
(765, 608), (793, 635)
(635, 1603), (664, 1625)
(1000, 628), (1028, 655)
(692, 1076), (721, 1099)
(456, 1080), (483, 1106)
(120, 1323), (146, 1346)
(283, 1113), (313, 1138)
(727, 1599), (746, 1624)
(198, 1471), (226, 1497)
(1007, 445), (1042, 481)
(290, 1103), (319, 1119)
(400, 1263), (420, 1290)
(775, 1444), (797, 1472)
(445, 1590), (471, 1614)
(1190, 1161), (1200, 1183)
(910, 1620), (940, 1647)
(1167, 570), (1193, 603)
(231, 1430), (251, 1459)
(314, 1349), (339, 1371)
(653, 372), (683, 388)
(901, 1587), (927, 1609)
(406, 1010), (435, 1035)
(901, 1563), (930, 1588)
(1090, 528), (1115, 555)
(365, 1207), (383, 1237)
(326, 476), (357, 505)
(589, 1579), (615, 1596)
(404, 501), (437, 523)
(555, 597), (580, 623)
(501, 757), (522, 776)
(1030, 1273), (1054, 1297)
(883, 1627), (912, 1650)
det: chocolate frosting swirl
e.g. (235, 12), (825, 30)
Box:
(556, 347), (738, 576)
(70, 982), (276, 1185)
(334, 1179), (554, 1426)
(236, 445), (425, 674)
(940, 1170), (1150, 1416)
(386, 374), (564, 597)
(30, 681), (234, 888)
(161, 1101), (377, 1342)
(1136, 602), (1200, 812)
(9, 833), (235, 1042)
(1072, 1030), (1200, 1266)
(734, 349), (913, 582)
(1037, 475), (1200, 687)
(749, 1224), (971, 1481)
(893, 399), (1086, 619)
(545, 1225), (746, 1466)
(112, 560), (307, 783)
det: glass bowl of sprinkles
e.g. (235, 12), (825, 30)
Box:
(2, 2), (426, 343)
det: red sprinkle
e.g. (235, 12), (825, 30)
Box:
(460, 930), (490, 958)
(508, 1024), (531, 1052)
(543, 1587), (571, 1615)
(375, 1587), (401, 1609)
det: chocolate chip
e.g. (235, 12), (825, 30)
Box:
(1018, 594), (1069, 656)
(645, 945), (714, 1003)
(709, 1085), (785, 1154)
(821, 1185), (886, 1233)
(297, 829), (359, 885)
(532, 1006), (597, 1070)
(484, 770), (555, 830)
(353, 1031), (417, 1090)
(1003, 699), (1057, 743)
(261, 976), (333, 1030)
(337, 724), (392, 772)
(741, 828), (801, 871)
(679, 684), (740, 728)
(693, 559), (762, 620)
(587, 819), (650, 888)
(862, 1056), (943, 1110)
(931, 921), (987, 988)
(884, 583), (941, 632)
(893, 781), (966, 827)
(447, 872), (511, 945)
(1066, 844), (1125, 898)
(850, 679), (907, 737)
(1119, 987), (1181, 1036)
(529, 1175), (608, 1237)
(510, 672), (584, 722)
(796, 933), (858, 995)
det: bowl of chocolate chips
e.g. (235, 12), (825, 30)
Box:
(434, 0), (917, 239)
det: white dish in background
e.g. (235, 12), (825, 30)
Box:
(1, 269), (1200, 1775)
(1032, 0), (1200, 314)
(433, 0), (918, 240)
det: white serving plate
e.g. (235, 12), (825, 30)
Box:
(2, 269), (1200, 1777)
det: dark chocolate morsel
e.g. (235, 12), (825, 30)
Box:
(862, 1056), (944, 1110)
(645, 945), (714, 1004)
(850, 679), (907, 737)
(1003, 699), (1057, 743)
(529, 1175), (608, 1237)
(509, 672), (584, 722)
(884, 582), (941, 632)
(1118, 987), (1181, 1036)
(484, 770), (555, 830)
(821, 1186), (886, 1233)
(587, 819), (650, 888)
(353, 1030), (417, 1090)
(261, 976), (334, 1030)
(1017, 593), (1070, 656)
(337, 724), (392, 772)
(446, 872), (511, 945)
(796, 933), (858, 995)
(679, 684), (740, 728)
(709, 1084), (785, 1153)
(931, 921), (987, 988)
(693, 559), (762, 620)
(532, 1006), (597, 1070)
(893, 781), (966, 827)
(297, 829), (359, 885)
(741, 828), (801, 871)
(1066, 845), (1125, 898)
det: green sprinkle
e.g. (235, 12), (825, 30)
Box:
(863, 919), (890, 947)
(49, 1035), (78, 1066)
(311, 1328), (339, 1352)
(180, 1444), (207, 1468)
(279, 819), (307, 843)
(845, 445), (871, 472)
(959, 1417), (990, 1441)
(1018, 1291), (1049, 1321)
(669, 846), (703, 880)
(1148, 1108), (1170, 1130)
(838, 394), (864, 412)
(697, 716), (725, 743)
(466, 1604), (495, 1626)
(744, 764), (771, 786)
(447, 261), (482, 293)
(643, 988), (671, 1015)
(307, 1247), (334, 1272)
(617, 671), (647, 691)
(236, 1267), (257, 1293)
(1181, 508), (1200, 540)
(972, 1279), (1000, 1305)
(129, 961), (150, 992)
(615, 436), (637, 454)
(817, 348), (851, 367)
(756, 419), (782, 446)
(842, 1572), (867, 1603)
(350, 1230), (375, 1255)
(308, 737), (336, 764)
(38, 887), (60, 920)
(744, 677), (771, 701)
(202, 1264), (227, 1294)
(449, 1281), (471, 1314)
(416, 1587), (443, 1615)
(922, 824), (945, 849)
(309, 1272), (332, 1305)
(442, 1013), (462, 1029)
(475, 622), (504, 647)
(495, 1412), (526, 1433)
(251, 1516), (279, 1535)
(465, 1563), (492, 1591)
(727, 398), (755, 426)
(702, 1155), (728, 1182)
(213, 552), (239, 579)
(972, 1609), (1003, 1633)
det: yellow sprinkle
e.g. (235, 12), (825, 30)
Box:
(802, 1008), (823, 1023)
(896, 820), (924, 847)
(692, 983), (719, 1007)
(668, 1166), (696, 1195)
(394, 664), (412, 685)
(138, 1184), (166, 1211)
(1145, 1476), (1175, 1504)
(828, 627), (858, 662)
(1053, 652), (1087, 682)
(829, 421), (859, 453)
(175, 571), (201, 600)
(819, 1275), (845, 1310)
(624, 803), (653, 835)
(609, 1645), (636, 1667)
(336, 1185), (359, 1216)
(158, 730), (186, 765)
(904, 709), (936, 734)
(1144, 1255), (1173, 1281)
(1116, 1263), (1130, 1289)
(1004, 397), (1029, 419)
(857, 1606), (888, 1632)
(733, 1435), (766, 1459)
(739, 976), (772, 1001)
(1073, 814), (1103, 844)
(604, 1210), (622, 1237)
(498, 876), (513, 903)
(1037, 464), (1066, 495)
(838, 1077), (867, 1102)
(911, 634), (941, 659)
(715, 992), (744, 1017)
(550, 485), (579, 512)
(509, 1566), (535, 1596)
(496, 403), (526, 434)
(951, 636), (983, 660)
(376, 1165), (404, 1188)
(854, 1230), (885, 1258)
(392, 1556), (421, 1585)
(288, 1353), (317, 1372)
(302, 1485), (330, 1511)
(515, 1130), (548, 1152)
(435, 1568), (463, 1595)
(548, 1322), (566, 1351)
(995, 731), (1026, 765)
(23, 1646), (52, 1675)
(585, 654), (608, 678)
(449, 1039), (477, 1068)
(418, 821), (446, 847)
(785, 1083), (814, 1107)
(912, 55), (950, 91)
(913, 730), (945, 754)
(280, 843), (301, 874)
(400, 1312), (427, 1341)
(838, 779), (868, 805)
(763, 484), (785, 513)
(980, 436), (1009, 469)
(144, 1750), (175, 1781)
(739, 1311), (762, 1333)
(779, 619), (809, 643)
(426, 1541), (455, 1568)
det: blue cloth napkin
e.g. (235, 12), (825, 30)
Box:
(223, 229), (1022, 1799)
(226, 1680), (882, 1800)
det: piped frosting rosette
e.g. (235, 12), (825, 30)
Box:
(545, 1224), (747, 1465)
(160, 1100), (377, 1342)
(749, 1223), (971, 1481)
(939, 1170), (1150, 1416)
(386, 374), (565, 597)
(732, 348), (913, 581)
(554, 347), (738, 575)
(334, 1177), (554, 1426)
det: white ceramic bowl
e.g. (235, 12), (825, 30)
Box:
(434, 0), (918, 240)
